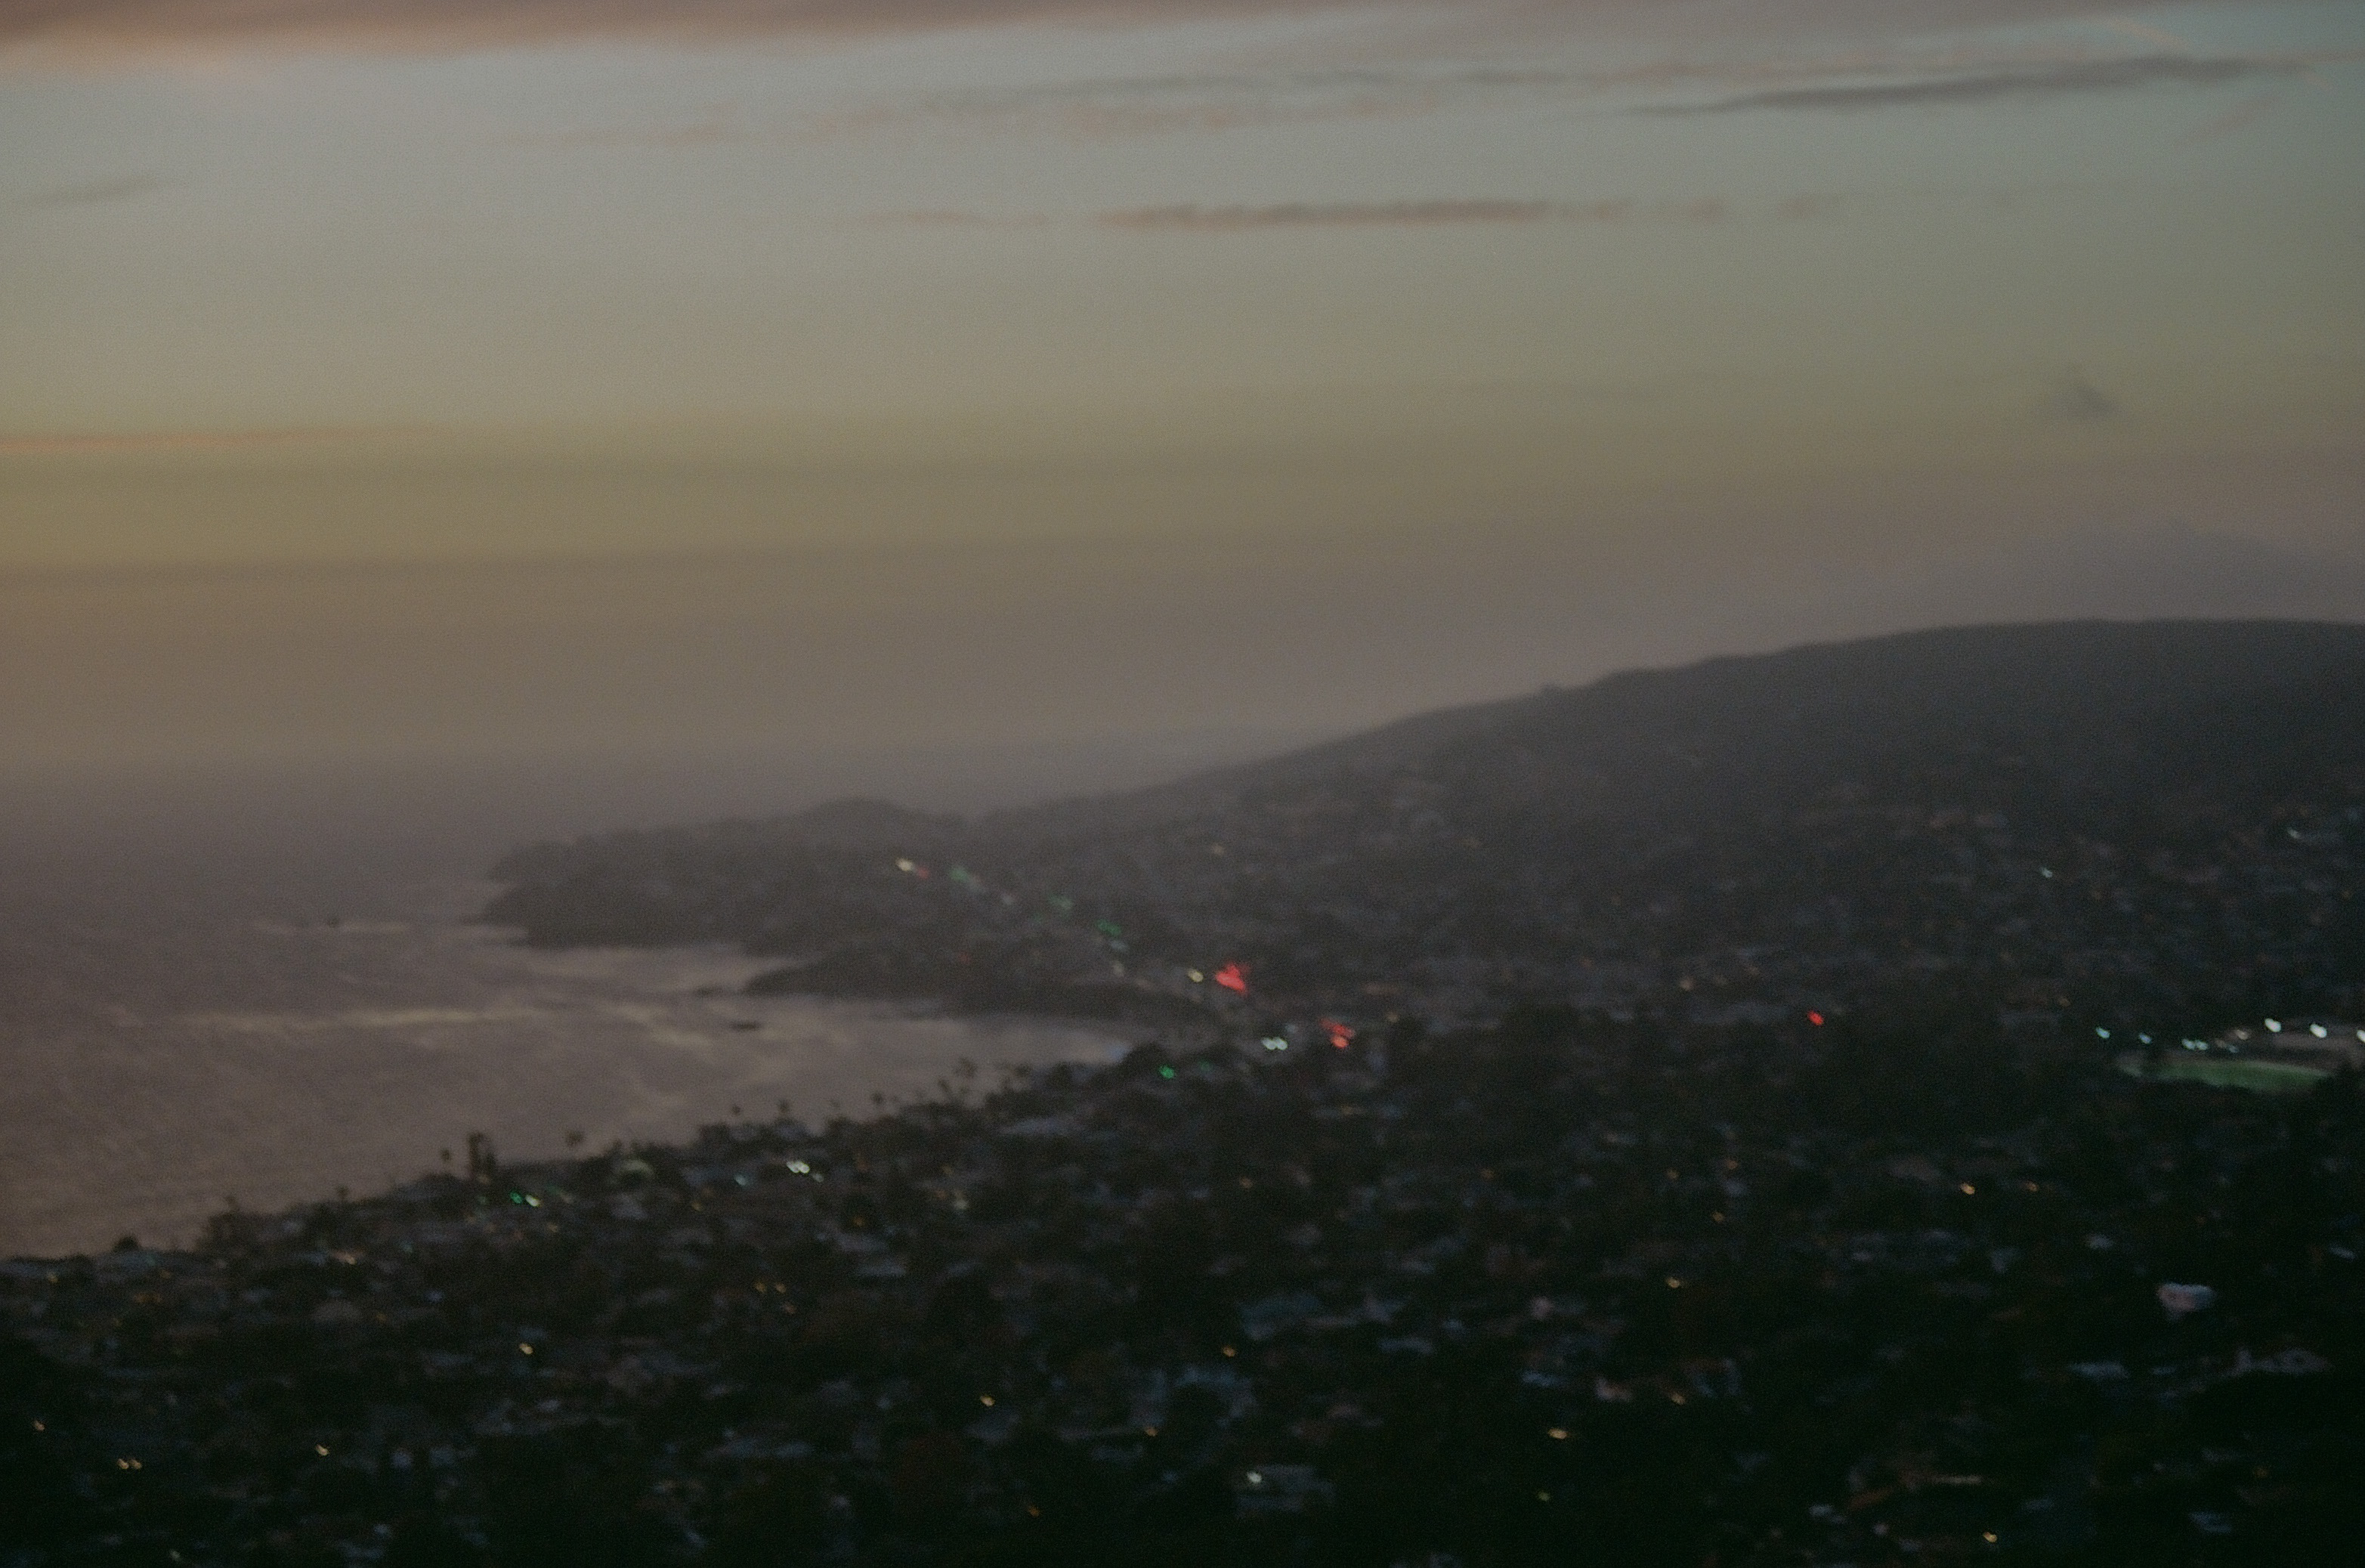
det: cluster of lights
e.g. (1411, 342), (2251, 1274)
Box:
(2262, 1018), (2363, 1041)
(2109, 1018), (2363, 1047)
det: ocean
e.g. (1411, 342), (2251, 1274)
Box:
(0, 753), (1142, 1259)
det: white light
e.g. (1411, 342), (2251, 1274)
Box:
(2265, 1018), (2281, 1032)
(2311, 1025), (2328, 1038)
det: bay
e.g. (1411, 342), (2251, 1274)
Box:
(0, 757), (1130, 1257)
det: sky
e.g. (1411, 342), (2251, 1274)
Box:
(2, 0), (2362, 781)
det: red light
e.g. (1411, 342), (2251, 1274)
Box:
(1807, 1011), (1824, 1026)
(1213, 963), (1249, 994)
(1323, 1019), (1355, 1050)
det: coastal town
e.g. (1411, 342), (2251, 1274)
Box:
(6, 1001), (2359, 1564)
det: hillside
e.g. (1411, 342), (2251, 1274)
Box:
(485, 622), (2365, 1032)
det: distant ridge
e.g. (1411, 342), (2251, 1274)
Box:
(982, 618), (2365, 836)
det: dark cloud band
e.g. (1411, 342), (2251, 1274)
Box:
(1640, 53), (2315, 114)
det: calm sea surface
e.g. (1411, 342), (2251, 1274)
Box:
(0, 759), (1128, 1259)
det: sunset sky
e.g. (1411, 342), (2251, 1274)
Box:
(4, 1), (2361, 777)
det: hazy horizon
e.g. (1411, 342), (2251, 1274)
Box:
(7, 528), (2363, 783)
(7, 0), (2362, 781)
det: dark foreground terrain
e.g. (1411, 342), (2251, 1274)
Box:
(5, 1002), (2360, 1566)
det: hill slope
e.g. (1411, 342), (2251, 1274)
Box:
(486, 622), (2365, 1030)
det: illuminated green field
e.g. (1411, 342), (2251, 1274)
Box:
(2118, 1053), (2329, 1094)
